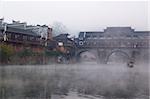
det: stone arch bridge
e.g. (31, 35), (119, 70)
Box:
(75, 38), (149, 64)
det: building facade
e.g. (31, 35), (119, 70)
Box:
(0, 19), (53, 53)
(77, 27), (149, 48)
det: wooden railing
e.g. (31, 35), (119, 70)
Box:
(6, 38), (45, 46)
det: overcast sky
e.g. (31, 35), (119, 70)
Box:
(0, 1), (149, 35)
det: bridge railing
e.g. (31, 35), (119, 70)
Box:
(78, 38), (149, 49)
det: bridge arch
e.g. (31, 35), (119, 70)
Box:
(105, 49), (130, 64)
(75, 49), (97, 62)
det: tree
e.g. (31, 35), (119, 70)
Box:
(52, 21), (68, 36)
(18, 48), (33, 58)
(0, 44), (14, 64)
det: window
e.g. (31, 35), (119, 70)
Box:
(126, 35), (131, 37)
(36, 37), (41, 41)
(107, 35), (112, 39)
(85, 35), (91, 38)
(133, 35), (138, 38)
(23, 35), (27, 40)
(27, 36), (30, 40)
(92, 35), (97, 39)
(30, 36), (35, 41)
(18, 35), (23, 41)
(7, 33), (11, 39)
(15, 34), (23, 41)
(99, 35), (104, 37)
(79, 32), (85, 40)
(11, 34), (15, 39)
(15, 34), (20, 39)
(99, 35), (104, 39)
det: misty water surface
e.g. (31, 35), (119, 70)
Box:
(0, 61), (149, 99)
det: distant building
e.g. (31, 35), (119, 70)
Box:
(7, 20), (27, 29)
(53, 34), (75, 54)
(79, 27), (149, 40)
(27, 25), (52, 40)
(0, 19), (53, 52)
(77, 27), (149, 46)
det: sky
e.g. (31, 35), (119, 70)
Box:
(0, 1), (149, 36)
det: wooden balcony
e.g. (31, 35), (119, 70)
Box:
(6, 38), (45, 46)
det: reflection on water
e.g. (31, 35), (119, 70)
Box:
(0, 62), (149, 99)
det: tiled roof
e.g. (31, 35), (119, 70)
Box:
(106, 27), (132, 29)
(85, 31), (104, 34)
(104, 27), (133, 33)
(78, 27), (150, 37)
(0, 24), (40, 36)
(54, 34), (69, 39)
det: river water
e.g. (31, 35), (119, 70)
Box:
(51, 91), (104, 99)
(0, 62), (149, 99)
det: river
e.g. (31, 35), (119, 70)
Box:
(0, 62), (149, 99)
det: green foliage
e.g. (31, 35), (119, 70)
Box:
(0, 44), (14, 63)
(17, 49), (33, 58)
(45, 50), (63, 57)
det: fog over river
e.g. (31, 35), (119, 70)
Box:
(0, 61), (149, 99)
